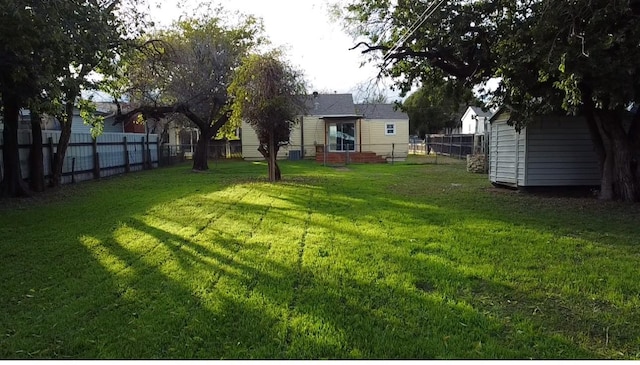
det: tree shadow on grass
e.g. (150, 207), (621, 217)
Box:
(1, 161), (637, 359)
(241, 169), (640, 358)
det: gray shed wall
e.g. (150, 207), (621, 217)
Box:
(524, 116), (600, 186)
(490, 111), (600, 187)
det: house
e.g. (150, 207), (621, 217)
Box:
(461, 106), (493, 135)
(354, 103), (409, 162)
(241, 93), (409, 163)
(0, 105), (129, 134)
(489, 107), (600, 187)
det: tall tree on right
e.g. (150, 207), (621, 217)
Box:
(338, 0), (640, 201)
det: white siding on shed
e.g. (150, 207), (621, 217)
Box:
(490, 111), (519, 186)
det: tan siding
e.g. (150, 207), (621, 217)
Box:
(242, 118), (322, 160)
(241, 121), (262, 160)
(302, 117), (325, 158)
(361, 119), (409, 160)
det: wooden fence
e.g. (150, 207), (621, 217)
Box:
(0, 130), (159, 186)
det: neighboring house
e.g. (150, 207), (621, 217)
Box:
(241, 92), (409, 163)
(0, 105), (128, 134)
(436, 106), (468, 135)
(489, 107), (600, 188)
(461, 106), (493, 135)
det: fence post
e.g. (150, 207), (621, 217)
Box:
(459, 135), (463, 159)
(391, 143), (395, 165)
(141, 136), (146, 169)
(123, 136), (130, 173)
(92, 137), (100, 179)
(47, 136), (54, 178)
(71, 157), (76, 183)
(145, 135), (151, 169)
(155, 138), (160, 166)
(323, 145), (327, 166)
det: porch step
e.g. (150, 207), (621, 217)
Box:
(315, 152), (387, 164)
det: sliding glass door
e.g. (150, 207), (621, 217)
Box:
(328, 122), (355, 152)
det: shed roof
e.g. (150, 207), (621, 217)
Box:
(305, 93), (357, 116)
(356, 103), (408, 120)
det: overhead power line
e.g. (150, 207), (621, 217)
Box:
(383, 0), (446, 63)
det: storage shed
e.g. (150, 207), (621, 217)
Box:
(489, 108), (601, 187)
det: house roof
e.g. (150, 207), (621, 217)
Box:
(466, 106), (493, 119)
(305, 93), (358, 117)
(356, 103), (408, 120)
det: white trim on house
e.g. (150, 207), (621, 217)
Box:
(385, 122), (396, 136)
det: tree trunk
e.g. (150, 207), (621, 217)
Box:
(29, 111), (45, 192)
(192, 129), (211, 171)
(274, 159), (281, 181)
(582, 84), (640, 202)
(190, 112), (232, 172)
(258, 142), (282, 182)
(590, 109), (640, 202)
(268, 133), (276, 181)
(0, 97), (31, 197)
(273, 145), (281, 181)
(51, 102), (75, 187)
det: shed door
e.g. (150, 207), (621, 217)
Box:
(494, 121), (518, 185)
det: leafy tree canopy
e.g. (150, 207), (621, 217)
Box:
(0, 0), (145, 195)
(114, 8), (265, 170)
(402, 74), (483, 136)
(338, 0), (640, 201)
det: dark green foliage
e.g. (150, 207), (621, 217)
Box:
(402, 76), (482, 136)
(338, 0), (640, 201)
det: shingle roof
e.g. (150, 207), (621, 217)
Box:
(469, 106), (493, 118)
(304, 93), (357, 116)
(356, 103), (408, 120)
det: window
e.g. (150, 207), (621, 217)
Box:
(328, 122), (356, 151)
(385, 122), (396, 136)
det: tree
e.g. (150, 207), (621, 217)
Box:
(0, 1), (68, 197)
(114, 11), (264, 171)
(402, 76), (482, 137)
(47, 0), (145, 187)
(0, 0), (144, 195)
(338, 0), (640, 202)
(229, 53), (307, 181)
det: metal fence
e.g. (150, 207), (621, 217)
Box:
(242, 143), (409, 166)
(157, 140), (243, 167)
(409, 134), (487, 159)
(0, 130), (159, 185)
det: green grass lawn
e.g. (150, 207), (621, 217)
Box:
(1, 157), (639, 359)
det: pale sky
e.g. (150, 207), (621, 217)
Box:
(146, 0), (401, 102)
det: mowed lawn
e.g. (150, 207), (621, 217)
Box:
(1, 157), (639, 359)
